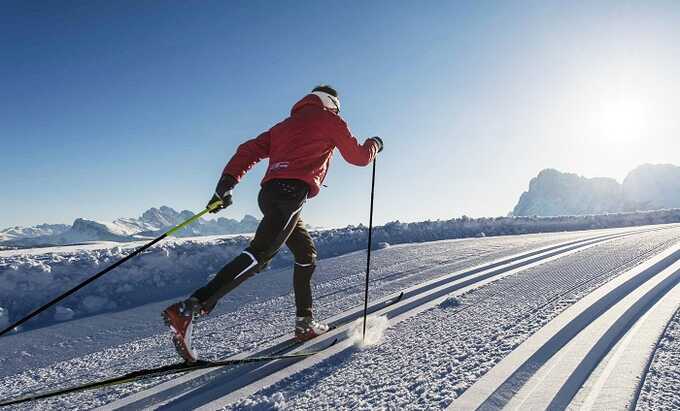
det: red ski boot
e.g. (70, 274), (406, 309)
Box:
(295, 316), (330, 342)
(162, 297), (205, 363)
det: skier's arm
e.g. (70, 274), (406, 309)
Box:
(329, 116), (381, 166)
(207, 131), (270, 213)
(222, 130), (271, 181)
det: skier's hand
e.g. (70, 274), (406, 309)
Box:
(368, 136), (384, 153)
(207, 174), (237, 213)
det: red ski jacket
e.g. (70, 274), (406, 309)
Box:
(222, 94), (379, 198)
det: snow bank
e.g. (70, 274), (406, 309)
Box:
(0, 237), (249, 331)
(2, 209), (680, 333)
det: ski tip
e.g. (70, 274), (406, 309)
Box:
(388, 291), (404, 303)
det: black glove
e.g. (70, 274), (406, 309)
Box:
(207, 174), (238, 213)
(369, 136), (384, 153)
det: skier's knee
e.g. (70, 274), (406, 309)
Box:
(293, 257), (316, 283)
(293, 250), (316, 269)
(244, 248), (270, 272)
(294, 257), (316, 271)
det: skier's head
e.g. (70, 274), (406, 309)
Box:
(311, 85), (340, 113)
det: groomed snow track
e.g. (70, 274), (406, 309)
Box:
(96, 225), (678, 410)
(451, 235), (680, 410)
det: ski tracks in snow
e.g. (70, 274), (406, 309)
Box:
(218, 225), (680, 410)
(103, 225), (677, 410)
(3, 225), (680, 410)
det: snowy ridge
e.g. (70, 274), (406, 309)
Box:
(0, 224), (70, 243)
(513, 164), (680, 216)
(0, 206), (260, 247)
(451, 243), (680, 410)
(100, 226), (659, 409)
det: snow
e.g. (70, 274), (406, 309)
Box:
(1, 229), (594, 408)
(81, 296), (115, 314)
(1, 224), (680, 410)
(347, 315), (389, 347)
(222, 225), (680, 410)
(0, 236), (251, 332)
(0, 206), (260, 247)
(570, 271), (680, 410)
(7, 216), (654, 334)
(0, 306), (8, 329)
(0, 225), (70, 243)
(53, 306), (74, 322)
(637, 306), (680, 410)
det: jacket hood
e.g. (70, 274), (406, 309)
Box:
(290, 94), (326, 116)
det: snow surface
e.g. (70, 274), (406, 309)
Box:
(222, 226), (680, 410)
(347, 316), (390, 347)
(636, 305), (680, 410)
(0, 229), (595, 408)
(1, 224), (679, 410)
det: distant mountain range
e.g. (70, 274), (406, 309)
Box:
(0, 206), (260, 247)
(513, 164), (680, 216)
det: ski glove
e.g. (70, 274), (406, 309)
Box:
(369, 136), (384, 153)
(208, 174), (238, 213)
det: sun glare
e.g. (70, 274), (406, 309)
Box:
(597, 97), (649, 143)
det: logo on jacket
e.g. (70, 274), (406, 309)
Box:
(270, 162), (290, 171)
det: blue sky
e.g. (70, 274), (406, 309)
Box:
(2, 1), (680, 228)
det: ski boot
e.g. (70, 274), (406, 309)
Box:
(295, 316), (330, 341)
(162, 297), (206, 363)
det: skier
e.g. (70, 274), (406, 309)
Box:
(162, 85), (383, 362)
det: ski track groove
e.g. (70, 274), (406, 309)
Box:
(221, 226), (680, 410)
(0, 225), (677, 410)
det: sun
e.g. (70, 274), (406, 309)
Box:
(597, 97), (649, 143)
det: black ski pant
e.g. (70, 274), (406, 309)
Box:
(192, 179), (317, 317)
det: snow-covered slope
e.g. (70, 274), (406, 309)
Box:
(2, 224), (680, 410)
(0, 224), (70, 243)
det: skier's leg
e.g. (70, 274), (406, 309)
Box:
(190, 250), (260, 313)
(286, 217), (317, 318)
(192, 180), (307, 312)
(287, 219), (329, 340)
(163, 180), (307, 361)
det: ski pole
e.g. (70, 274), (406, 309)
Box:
(0, 201), (224, 338)
(362, 158), (377, 341)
